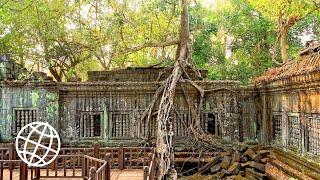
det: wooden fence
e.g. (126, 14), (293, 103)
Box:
(0, 153), (111, 180)
(0, 160), (28, 180)
(0, 144), (153, 180)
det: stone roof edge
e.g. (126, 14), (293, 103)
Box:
(0, 80), (240, 92)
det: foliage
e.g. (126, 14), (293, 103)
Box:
(0, 0), (319, 83)
(200, 0), (276, 84)
(190, 4), (217, 68)
(248, 0), (320, 62)
(197, 0), (318, 84)
(0, 0), (180, 81)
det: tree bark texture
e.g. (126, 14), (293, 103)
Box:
(156, 0), (190, 179)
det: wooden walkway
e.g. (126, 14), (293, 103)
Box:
(2, 169), (144, 180)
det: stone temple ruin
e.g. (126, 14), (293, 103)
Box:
(0, 58), (240, 145)
(0, 44), (319, 178)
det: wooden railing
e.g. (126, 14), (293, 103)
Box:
(0, 143), (153, 179)
(31, 154), (85, 179)
(99, 145), (153, 169)
(143, 151), (157, 180)
(0, 160), (28, 180)
(0, 144), (15, 168)
(84, 154), (111, 180)
(26, 153), (111, 180)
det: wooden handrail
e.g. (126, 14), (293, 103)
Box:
(85, 153), (111, 180)
(144, 151), (157, 180)
(0, 160), (21, 163)
(84, 155), (106, 164)
(44, 154), (83, 158)
(88, 167), (97, 180)
(0, 144), (152, 180)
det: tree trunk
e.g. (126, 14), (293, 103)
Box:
(44, 41), (62, 82)
(279, 28), (289, 63)
(278, 15), (300, 63)
(156, 0), (190, 179)
(48, 67), (62, 82)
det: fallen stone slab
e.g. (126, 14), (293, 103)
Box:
(221, 156), (232, 169)
(232, 151), (241, 163)
(227, 162), (240, 175)
(244, 148), (256, 160)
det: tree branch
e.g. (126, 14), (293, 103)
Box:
(116, 39), (179, 56)
(8, 1), (34, 12)
(299, 4), (320, 21)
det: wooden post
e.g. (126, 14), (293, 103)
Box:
(148, 153), (153, 166)
(118, 145), (124, 170)
(82, 155), (88, 177)
(19, 162), (28, 180)
(94, 144), (100, 159)
(143, 166), (149, 180)
(9, 143), (15, 170)
(35, 167), (40, 180)
(0, 162), (3, 180)
(93, 144), (100, 168)
(8, 144), (14, 180)
(105, 153), (111, 180)
(89, 167), (97, 180)
(51, 144), (57, 170)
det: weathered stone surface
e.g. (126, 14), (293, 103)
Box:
(241, 156), (248, 163)
(250, 162), (265, 172)
(245, 173), (258, 180)
(245, 168), (267, 179)
(252, 144), (264, 152)
(232, 151), (241, 162)
(235, 174), (248, 180)
(260, 158), (269, 164)
(238, 145), (248, 153)
(0, 86), (59, 141)
(244, 149), (256, 160)
(221, 156), (232, 169)
(253, 154), (263, 162)
(228, 162), (240, 175)
(221, 169), (230, 176)
(242, 161), (265, 173)
(257, 150), (270, 156)
(220, 151), (232, 157)
(199, 156), (221, 173)
(210, 163), (221, 173)
(215, 172), (223, 178)
(226, 175), (236, 180)
(241, 161), (251, 168)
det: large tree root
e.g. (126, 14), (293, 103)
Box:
(154, 0), (226, 179)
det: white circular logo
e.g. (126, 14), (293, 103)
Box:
(15, 122), (61, 167)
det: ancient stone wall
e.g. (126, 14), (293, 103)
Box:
(255, 82), (320, 158)
(238, 88), (259, 143)
(204, 88), (240, 141)
(0, 55), (24, 80)
(58, 81), (240, 146)
(88, 68), (208, 82)
(252, 49), (320, 160)
(2, 54), (319, 161)
(0, 82), (59, 142)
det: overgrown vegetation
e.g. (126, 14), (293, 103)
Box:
(0, 0), (319, 84)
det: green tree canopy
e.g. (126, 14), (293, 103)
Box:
(0, 0), (319, 83)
